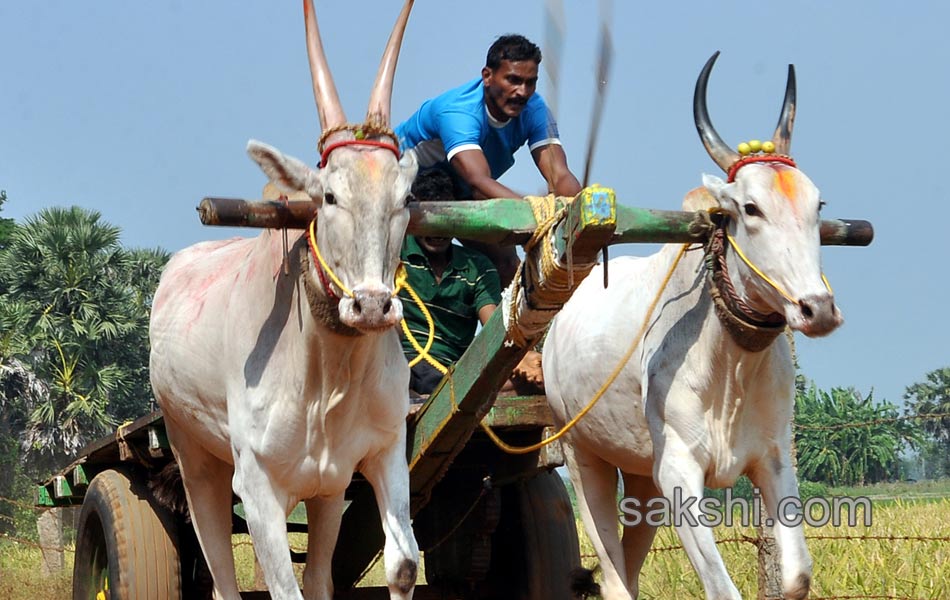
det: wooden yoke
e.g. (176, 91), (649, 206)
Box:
(198, 196), (874, 247)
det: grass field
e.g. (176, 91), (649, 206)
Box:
(2, 482), (948, 598)
(590, 497), (950, 599)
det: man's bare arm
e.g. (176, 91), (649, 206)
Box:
(450, 149), (521, 200)
(478, 303), (497, 326)
(532, 143), (582, 197)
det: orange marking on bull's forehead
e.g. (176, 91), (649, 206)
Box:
(774, 169), (798, 202)
(359, 151), (383, 180)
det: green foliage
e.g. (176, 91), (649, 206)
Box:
(796, 479), (829, 501)
(794, 384), (922, 486)
(904, 367), (950, 478)
(0, 206), (169, 477)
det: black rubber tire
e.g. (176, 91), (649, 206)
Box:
(483, 470), (582, 600)
(72, 469), (181, 600)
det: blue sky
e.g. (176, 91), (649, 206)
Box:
(2, 2), (947, 407)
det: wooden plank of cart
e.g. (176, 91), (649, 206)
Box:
(37, 188), (872, 599)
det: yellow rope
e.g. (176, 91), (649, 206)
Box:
(308, 219), (408, 299)
(724, 232), (833, 304)
(481, 242), (691, 454)
(506, 193), (595, 348)
(309, 220), (354, 299)
(399, 276), (438, 369)
(398, 276), (459, 410)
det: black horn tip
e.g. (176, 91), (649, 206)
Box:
(694, 50), (738, 173)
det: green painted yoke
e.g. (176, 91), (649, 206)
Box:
(398, 236), (501, 364)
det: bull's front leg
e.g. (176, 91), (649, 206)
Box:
(648, 395), (741, 600)
(360, 426), (419, 600)
(748, 449), (813, 600)
(302, 494), (345, 600)
(232, 454), (305, 600)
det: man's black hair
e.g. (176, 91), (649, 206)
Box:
(411, 169), (455, 202)
(485, 34), (542, 70)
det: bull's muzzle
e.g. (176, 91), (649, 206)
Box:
(792, 292), (843, 338)
(340, 286), (403, 331)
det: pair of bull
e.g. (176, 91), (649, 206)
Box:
(149, 1), (840, 599)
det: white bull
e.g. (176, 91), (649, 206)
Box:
(148, 2), (419, 599)
(543, 53), (842, 600)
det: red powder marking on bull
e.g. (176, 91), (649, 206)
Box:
(363, 152), (382, 179)
(775, 170), (798, 202)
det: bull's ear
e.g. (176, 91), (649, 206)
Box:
(397, 148), (419, 185)
(702, 173), (738, 216)
(247, 140), (324, 201)
(399, 148), (418, 171)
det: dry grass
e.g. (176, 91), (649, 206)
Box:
(0, 539), (73, 598)
(577, 498), (950, 599)
(1, 496), (946, 598)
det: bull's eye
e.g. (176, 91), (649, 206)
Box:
(324, 193), (336, 206)
(818, 200), (827, 211)
(744, 203), (761, 217)
(405, 193), (414, 207)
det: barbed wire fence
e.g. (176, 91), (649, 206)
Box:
(1, 414), (948, 598)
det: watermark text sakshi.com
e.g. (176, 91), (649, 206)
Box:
(618, 487), (872, 528)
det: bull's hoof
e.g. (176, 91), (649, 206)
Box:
(395, 558), (417, 594)
(569, 567), (601, 598)
(785, 572), (811, 600)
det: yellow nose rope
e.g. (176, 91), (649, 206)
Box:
(308, 219), (409, 299)
(724, 232), (833, 304)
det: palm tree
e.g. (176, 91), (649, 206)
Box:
(0, 206), (168, 473)
(795, 385), (922, 486)
(904, 367), (950, 478)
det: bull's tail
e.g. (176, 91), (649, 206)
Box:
(148, 461), (190, 519)
(569, 566), (602, 598)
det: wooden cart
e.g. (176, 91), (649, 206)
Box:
(37, 190), (872, 599)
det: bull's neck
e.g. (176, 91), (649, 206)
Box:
(666, 247), (790, 460)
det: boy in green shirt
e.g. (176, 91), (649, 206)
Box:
(399, 170), (543, 395)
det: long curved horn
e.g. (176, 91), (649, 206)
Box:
(365, 0), (414, 128)
(770, 64), (796, 156)
(693, 51), (739, 172)
(303, 0), (346, 131)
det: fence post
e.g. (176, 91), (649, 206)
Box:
(755, 328), (799, 599)
(756, 518), (782, 600)
(37, 507), (64, 576)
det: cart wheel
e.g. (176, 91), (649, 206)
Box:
(485, 470), (581, 600)
(73, 469), (181, 600)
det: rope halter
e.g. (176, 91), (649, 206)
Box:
(317, 123), (400, 168)
(306, 219), (406, 302)
(706, 208), (833, 319)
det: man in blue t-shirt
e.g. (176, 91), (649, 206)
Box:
(396, 34), (581, 285)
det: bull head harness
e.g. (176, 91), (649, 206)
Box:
(703, 208), (787, 353)
(307, 123), (403, 304)
(703, 153), (833, 352)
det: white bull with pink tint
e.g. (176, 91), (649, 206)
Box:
(543, 52), (842, 600)
(148, 2), (419, 598)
